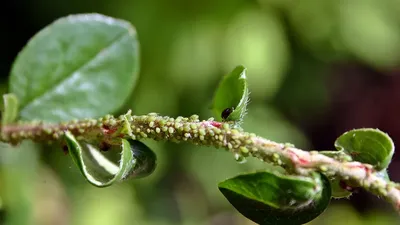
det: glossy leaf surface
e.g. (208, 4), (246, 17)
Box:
(335, 128), (394, 170)
(212, 65), (249, 124)
(64, 131), (156, 187)
(9, 13), (140, 122)
(219, 171), (331, 225)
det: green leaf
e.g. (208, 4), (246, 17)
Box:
(319, 150), (352, 162)
(64, 131), (156, 187)
(1, 93), (19, 126)
(125, 140), (157, 179)
(111, 113), (134, 139)
(334, 128), (394, 171)
(330, 178), (352, 199)
(219, 171), (331, 225)
(212, 65), (249, 124)
(9, 14), (140, 122)
(317, 151), (353, 198)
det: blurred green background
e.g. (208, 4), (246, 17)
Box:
(1, 0), (400, 224)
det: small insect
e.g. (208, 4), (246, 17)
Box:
(221, 107), (234, 120)
(99, 142), (111, 152)
(62, 145), (69, 155)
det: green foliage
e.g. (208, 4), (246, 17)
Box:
(1, 94), (19, 126)
(330, 178), (352, 198)
(219, 171), (331, 225)
(222, 9), (289, 100)
(335, 128), (394, 171)
(64, 130), (156, 187)
(0, 9), (399, 225)
(0, 141), (39, 225)
(339, 1), (400, 68)
(212, 65), (249, 125)
(9, 14), (140, 122)
(318, 150), (353, 198)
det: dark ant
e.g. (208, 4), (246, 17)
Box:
(221, 107), (234, 120)
(62, 145), (69, 155)
(99, 142), (111, 152)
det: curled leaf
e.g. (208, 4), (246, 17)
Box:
(330, 178), (352, 199)
(335, 128), (394, 171)
(124, 141), (157, 179)
(64, 131), (156, 187)
(212, 65), (249, 125)
(219, 171), (331, 225)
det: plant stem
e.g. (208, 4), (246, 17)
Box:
(1, 112), (400, 212)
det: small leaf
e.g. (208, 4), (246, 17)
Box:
(64, 131), (156, 187)
(330, 178), (352, 199)
(219, 171), (331, 225)
(111, 113), (134, 139)
(10, 14), (140, 122)
(212, 65), (249, 124)
(1, 93), (19, 126)
(124, 141), (157, 179)
(335, 128), (394, 170)
(318, 151), (353, 198)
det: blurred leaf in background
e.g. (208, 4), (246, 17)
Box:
(0, 141), (39, 225)
(222, 7), (289, 101)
